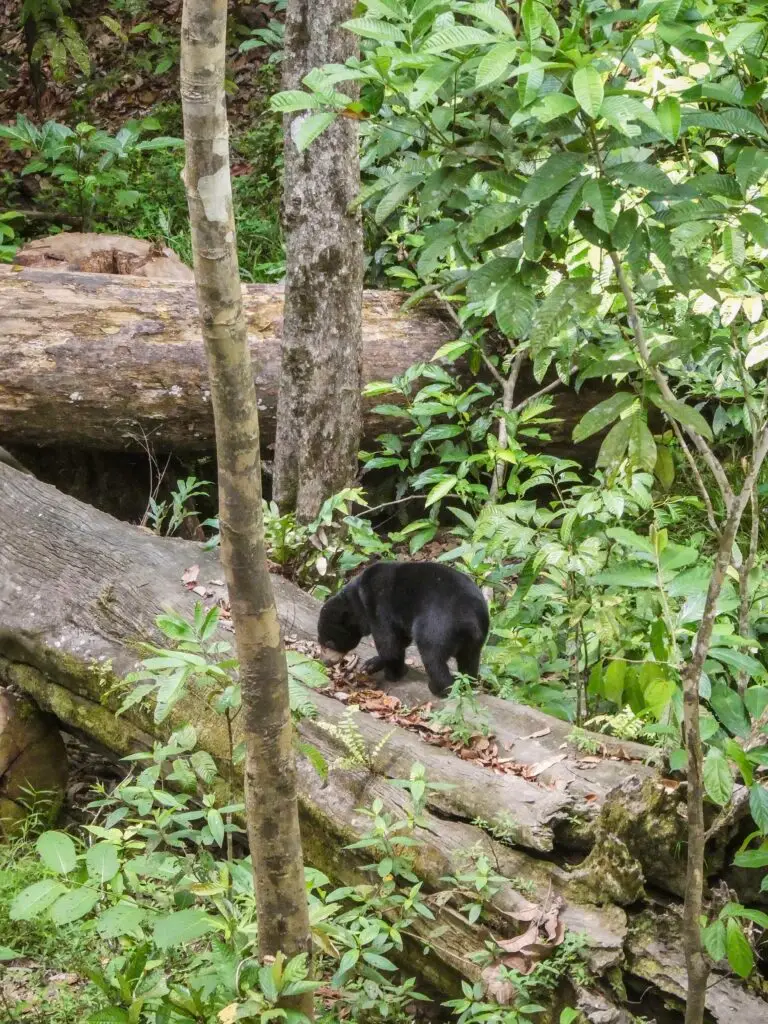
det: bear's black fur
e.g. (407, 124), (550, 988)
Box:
(317, 561), (489, 696)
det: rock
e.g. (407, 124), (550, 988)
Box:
(15, 232), (195, 281)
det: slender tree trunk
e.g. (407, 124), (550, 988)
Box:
(275, 0), (364, 521)
(179, 0), (312, 1007)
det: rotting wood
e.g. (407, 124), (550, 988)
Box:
(0, 463), (764, 1020)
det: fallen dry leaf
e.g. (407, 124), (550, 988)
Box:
(182, 564), (199, 585)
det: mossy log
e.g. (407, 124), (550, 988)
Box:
(0, 462), (764, 1021)
(0, 266), (611, 457)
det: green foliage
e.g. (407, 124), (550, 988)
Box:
(21, 0), (90, 83)
(145, 475), (211, 537)
(0, 114), (182, 230)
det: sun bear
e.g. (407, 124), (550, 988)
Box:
(317, 561), (489, 696)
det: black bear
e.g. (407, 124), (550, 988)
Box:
(317, 561), (489, 696)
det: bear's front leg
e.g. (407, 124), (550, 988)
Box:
(363, 625), (406, 681)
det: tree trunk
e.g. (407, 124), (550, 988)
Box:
(0, 266), (452, 453)
(0, 464), (765, 1022)
(275, 0), (364, 520)
(179, 0), (312, 996)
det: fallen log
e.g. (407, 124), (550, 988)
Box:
(0, 462), (764, 1021)
(0, 266), (611, 458)
(0, 266), (453, 453)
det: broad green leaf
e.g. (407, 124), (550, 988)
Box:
(745, 685), (768, 722)
(710, 681), (750, 737)
(546, 176), (584, 235)
(681, 108), (768, 140)
(740, 212), (768, 248)
(709, 647), (765, 680)
(735, 148), (768, 192)
(745, 340), (768, 369)
(648, 395), (714, 441)
(153, 908), (218, 950)
(342, 17), (406, 42)
(410, 60), (456, 108)
(723, 225), (745, 268)
(734, 848), (768, 869)
(37, 831), (77, 875)
(495, 281), (536, 338)
(607, 161), (674, 194)
(10, 880), (67, 921)
(87, 1010), (130, 1024)
(720, 295), (742, 326)
(50, 886), (100, 925)
(611, 207), (638, 250)
(603, 659), (626, 705)
(270, 90), (322, 113)
(594, 566), (657, 587)
(475, 42), (518, 89)
(530, 92), (579, 124)
(702, 919), (727, 962)
(584, 178), (618, 233)
(595, 416), (633, 472)
(572, 66), (603, 118)
(425, 475), (458, 507)
(293, 112), (337, 152)
(86, 843), (120, 884)
(657, 96), (681, 142)
(521, 152), (586, 206)
(655, 445), (675, 490)
(703, 747), (733, 806)
(723, 21), (763, 55)
(465, 1), (516, 37)
(0, 946), (20, 960)
(207, 808), (225, 847)
(743, 295), (764, 324)
(605, 527), (654, 555)
(749, 783), (768, 834)
(725, 918), (753, 978)
(424, 26), (495, 52)
(374, 174), (423, 224)
(572, 392), (636, 443)
(96, 900), (146, 939)
(725, 738), (754, 787)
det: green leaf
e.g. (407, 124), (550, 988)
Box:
(703, 747), (733, 806)
(546, 176), (584, 235)
(425, 475), (458, 507)
(521, 152), (586, 206)
(655, 445), (675, 490)
(86, 843), (120, 884)
(725, 918), (753, 978)
(749, 783), (768, 834)
(475, 42), (518, 89)
(595, 416), (633, 472)
(607, 161), (674, 194)
(96, 900), (146, 939)
(734, 848), (768, 869)
(611, 207), (638, 251)
(293, 112), (337, 152)
(723, 225), (745, 268)
(424, 26), (495, 52)
(657, 96), (681, 142)
(87, 1010), (130, 1024)
(10, 880), (67, 921)
(375, 174), (423, 224)
(648, 395), (713, 441)
(572, 66), (604, 118)
(530, 92), (579, 124)
(270, 90), (322, 113)
(709, 647), (765, 680)
(723, 21), (763, 55)
(50, 886), (100, 925)
(495, 281), (536, 338)
(153, 909), (217, 950)
(603, 659), (626, 705)
(739, 212), (768, 248)
(710, 682), (750, 737)
(702, 919), (727, 962)
(572, 392), (636, 443)
(681, 108), (768, 140)
(207, 808), (225, 847)
(584, 178), (618, 233)
(410, 60), (456, 108)
(342, 17), (406, 42)
(0, 946), (20, 960)
(594, 566), (657, 587)
(605, 527), (654, 555)
(37, 831), (77, 875)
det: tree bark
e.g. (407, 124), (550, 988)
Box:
(180, 0), (312, 995)
(275, 0), (364, 520)
(0, 266), (452, 453)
